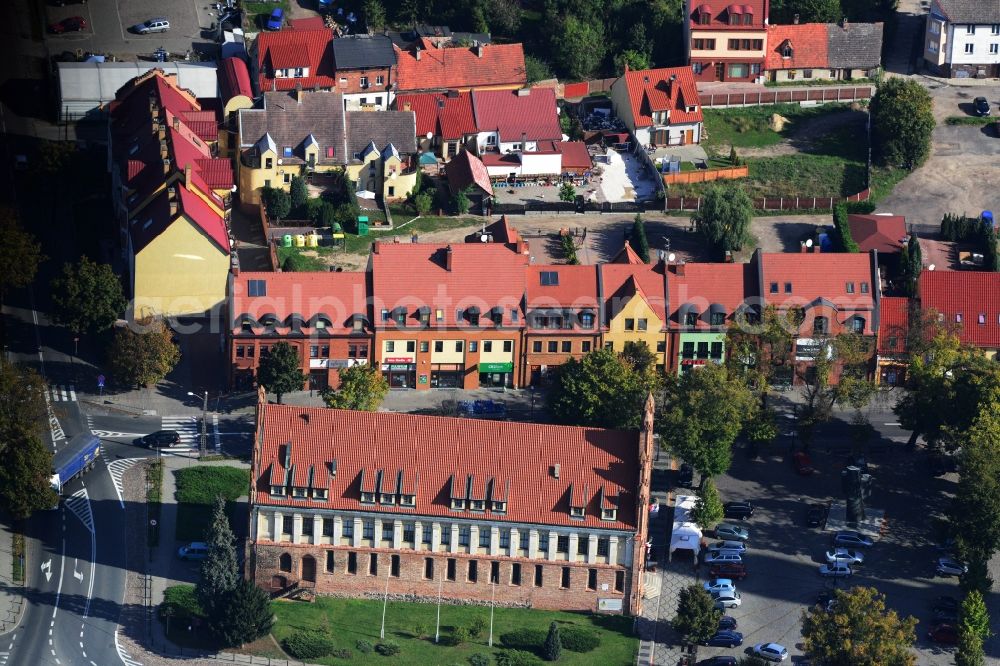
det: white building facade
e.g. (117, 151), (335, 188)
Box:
(923, 0), (1000, 77)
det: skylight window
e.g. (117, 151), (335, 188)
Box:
(248, 279), (267, 297)
(540, 271), (559, 286)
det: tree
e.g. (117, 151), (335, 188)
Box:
(773, 0), (840, 22)
(197, 496), (240, 619)
(414, 191), (433, 216)
(0, 360), (48, 448)
(897, 233), (922, 297)
(690, 477), (724, 529)
(482, 0), (521, 34)
(657, 363), (757, 484)
(554, 16), (606, 80)
(956, 628), (985, 666)
(319, 202), (338, 229)
(695, 185), (753, 254)
(558, 182), (576, 203)
(451, 187), (471, 215)
(543, 622), (561, 661)
(108, 317), (181, 388)
(289, 175), (308, 212)
(363, 0), (386, 32)
(320, 364), (389, 411)
(672, 584), (719, 644)
(546, 348), (656, 430)
(50, 257), (127, 336)
(726, 304), (797, 390)
(871, 78), (935, 170)
(524, 55), (554, 84)
(957, 589), (989, 666)
(0, 207), (44, 300)
(621, 341), (657, 375)
(0, 427), (57, 518)
(951, 410), (1000, 594)
(256, 341), (306, 404)
(213, 580), (274, 647)
(614, 49), (651, 75)
(729, 145), (740, 167)
(801, 586), (917, 666)
(629, 214), (650, 263)
(261, 186), (291, 221)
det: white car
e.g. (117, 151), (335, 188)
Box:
(704, 551), (743, 564)
(825, 548), (864, 565)
(753, 642), (789, 662)
(818, 563), (853, 578)
(713, 591), (742, 609)
(703, 578), (736, 595)
(709, 540), (747, 553)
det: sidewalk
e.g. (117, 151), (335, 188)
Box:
(0, 519), (25, 635)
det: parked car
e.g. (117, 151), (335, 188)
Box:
(934, 607), (959, 623)
(935, 537), (957, 553)
(927, 622), (959, 644)
(132, 18), (170, 34)
(703, 578), (736, 595)
(935, 557), (967, 577)
(712, 591), (742, 609)
(718, 615), (738, 630)
(177, 542), (209, 560)
(704, 630), (743, 648)
(806, 504), (829, 527)
(705, 551), (743, 565)
(704, 657), (738, 666)
(932, 595), (959, 613)
(677, 463), (694, 487)
(816, 591), (837, 612)
(818, 563), (853, 578)
(709, 563), (748, 580)
(973, 96), (991, 117)
(833, 531), (873, 547)
(793, 451), (815, 475)
(709, 541), (747, 553)
(139, 430), (181, 448)
(266, 7), (284, 29)
(715, 523), (749, 541)
(50, 0), (87, 5)
(825, 548), (864, 565)
(752, 643), (789, 662)
(723, 501), (754, 520)
(49, 16), (87, 33)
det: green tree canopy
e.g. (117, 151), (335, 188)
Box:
(0, 206), (44, 299)
(213, 580), (274, 647)
(0, 426), (57, 518)
(770, 0), (841, 23)
(558, 182), (576, 203)
(629, 214), (650, 263)
(257, 341), (306, 404)
(197, 496), (240, 619)
(695, 185), (754, 254)
(657, 363), (757, 482)
(621, 341), (658, 375)
(451, 187), (471, 215)
(525, 55), (555, 84)
(320, 364), (389, 411)
(951, 409), (1000, 594)
(414, 191), (433, 216)
(801, 586), (917, 666)
(0, 360), (49, 448)
(897, 233), (922, 297)
(672, 584), (720, 643)
(691, 477), (724, 528)
(543, 621), (561, 661)
(614, 49), (651, 75)
(871, 78), (935, 170)
(362, 0), (386, 32)
(108, 318), (181, 388)
(546, 348), (657, 430)
(554, 16), (606, 80)
(50, 257), (126, 336)
(261, 186), (291, 221)
(289, 175), (308, 212)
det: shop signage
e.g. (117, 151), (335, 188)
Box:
(384, 357), (412, 363)
(479, 362), (514, 373)
(419, 374), (428, 384)
(381, 364), (412, 371)
(597, 598), (623, 612)
(795, 338), (833, 361)
(680, 359), (708, 366)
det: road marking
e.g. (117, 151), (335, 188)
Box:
(73, 558), (83, 583)
(114, 627), (143, 666)
(65, 487), (94, 533)
(106, 458), (144, 509)
(40, 559), (52, 582)
(52, 538), (65, 619)
(91, 430), (144, 439)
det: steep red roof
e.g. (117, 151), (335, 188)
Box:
(395, 41), (526, 92)
(253, 402), (640, 531)
(759, 253), (875, 331)
(765, 23), (830, 70)
(667, 262), (753, 329)
(370, 242), (528, 328)
(394, 91), (476, 140)
(847, 214), (907, 254)
(196, 158), (234, 190)
(609, 241), (645, 265)
(231, 271), (369, 336)
(446, 149), (493, 196)
(472, 87), (561, 143)
(620, 67), (703, 128)
(554, 141), (592, 171)
(525, 265), (600, 332)
(255, 27), (335, 92)
(219, 56), (253, 104)
(176, 184), (230, 254)
(690, 0), (768, 30)
(919, 271), (1000, 349)
(601, 263), (668, 324)
(878, 296), (910, 354)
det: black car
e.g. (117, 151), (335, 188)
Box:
(718, 615), (738, 630)
(934, 607), (959, 623)
(929, 454), (959, 476)
(139, 430), (181, 448)
(807, 503), (828, 527)
(701, 658), (738, 666)
(677, 463), (694, 487)
(704, 630), (743, 648)
(723, 501), (754, 520)
(973, 96), (991, 117)
(933, 595), (959, 613)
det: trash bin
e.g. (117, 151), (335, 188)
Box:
(282, 234), (293, 248)
(295, 234), (306, 247)
(307, 234), (319, 248)
(357, 220), (369, 236)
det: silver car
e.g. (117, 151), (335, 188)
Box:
(713, 591), (742, 609)
(709, 540), (747, 553)
(818, 563), (853, 577)
(936, 557), (967, 577)
(825, 548), (864, 565)
(133, 18), (170, 34)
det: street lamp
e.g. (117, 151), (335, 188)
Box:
(187, 390), (209, 457)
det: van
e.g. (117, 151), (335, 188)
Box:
(177, 542), (209, 560)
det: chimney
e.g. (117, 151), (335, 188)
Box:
(169, 200), (178, 216)
(813, 243), (822, 253)
(373, 240), (381, 254)
(516, 88), (531, 96)
(403, 102), (411, 111)
(800, 241), (809, 253)
(415, 47), (421, 61)
(675, 261), (685, 276)
(475, 44), (484, 57)
(841, 16), (848, 28)
(184, 163), (192, 190)
(296, 83), (304, 103)
(162, 157), (171, 174)
(793, 13), (799, 24)
(445, 244), (453, 271)
(552, 464), (560, 479)
(173, 116), (180, 130)
(159, 139), (168, 158)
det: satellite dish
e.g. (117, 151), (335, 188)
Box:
(667, 252), (676, 262)
(480, 234), (489, 243)
(425, 131), (433, 140)
(277, 158), (283, 165)
(928, 264), (936, 271)
(805, 238), (814, 248)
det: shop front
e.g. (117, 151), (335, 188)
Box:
(430, 364), (465, 388)
(479, 361), (514, 388)
(676, 332), (725, 375)
(382, 359), (417, 389)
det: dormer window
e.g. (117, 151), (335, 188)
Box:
(782, 43), (793, 59)
(685, 312), (698, 326)
(380, 308), (389, 321)
(470, 499), (486, 512)
(360, 491), (376, 504)
(380, 493), (396, 505)
(312, 488), (328, 500)
(292, 487), (307, 499)
(270, 485), (285, 496)
(570, 507), (585, 518)
(601, 508), (618, 521)
(393, 308), (406, 325)
(418, 307), (430, 324)
(450, 498), (466, 510)
(491, 501), (507, 513)
(241, 319), (254, 333)
(743, 11), (752, 24)
(400, 494), (415, 507)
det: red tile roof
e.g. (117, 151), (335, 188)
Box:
(395, 41), (527, 92)
(525, 265), (600, 331)
(176, 184), (230, 254)
(919, 271), (1000, 349)
(765, 23), (830, 70)
(253, 402), (640, 531)
(289, 17), (326, 30)
(690, 0), (768, 29)
(394, 91), (476, 140)
(878, 296), (910, 353)
(255, 27), (336, 92)
(472, 87), (561, 143)
(759, 253), (875, 330)
(195, 158), (234, 190)
(554, 141), (592, 171)
(667, 262), (753, 329)
(446, 149), (493, 196)
(620, 67), (703, 129)
(370, 242), (528, 328)
(219, 56), (253, 104)
(231, 271), (369, 335)
(610, 241), (645, 265)
(601, 263), (668, 324)
(847, 214), (907, 254)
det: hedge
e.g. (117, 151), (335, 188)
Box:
(833, 202), (861, 253)
(282, 631), (335, 660)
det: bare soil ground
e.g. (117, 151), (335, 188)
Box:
(738, 108), (868, 158)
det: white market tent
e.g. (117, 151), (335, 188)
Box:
(670, 494), (703, 559)
(57, 61), (219, 122)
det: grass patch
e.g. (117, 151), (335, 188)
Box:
(147, 460), (163, 548)
(668, 153), (866, 198)
(867, 165), (908, 204)
(243, 0), (290, 29)
(343, 216), (481, 254)
(277, 246), (328, 272)
(11, 532), (24, 584)
(174, 466), (249, 543)
(764, 77), (875, 87)
(944, 116), (994, 126)
(702, 103), (853, 150)
(265, 596), (636, 665)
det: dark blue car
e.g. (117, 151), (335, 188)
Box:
(704, 630), (743, 648)
(266, 7), (283, 30)
(718, 615), (738, 630)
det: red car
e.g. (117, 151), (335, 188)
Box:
(927, 623), (958, 644)
(793, 451), (816, 475)
(709, 563), (748, 580)
(49, 16), (87, 33)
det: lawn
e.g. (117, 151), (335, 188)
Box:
(277, 246), (329, 272)
(147, 460), (163, 547)
(266, 596), (637, 665)
(243, 0), (290, 29)
(702, 102), (853, 150)
(174, 466), (250, 542)
(343, 216), (482, 254)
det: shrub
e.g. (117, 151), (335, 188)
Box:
(543, 622), (561, 661)
(496, 650), (544, 666)
(411, 620), (429, 639)
(560, 627), (600, 652)
(468, 615), (489, 638)
(159, 584), (203, 622)
(282, 630), (335, 659)
(374, 640), (400, 656)
(833, 203), (860, 253)
(469, 654), (491, 666)
(414, 191), (433, 216)
(282, 252), (310, 272)
(445, 625), (472, 646)
(331, 647), (353, 659)
(356, 639), (374, 653)
(499, 628), (547, 650)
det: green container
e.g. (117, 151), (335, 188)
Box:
(282, 234), (293, 247)
(358, 222), (369, 236)
(332, 222), (343, 233)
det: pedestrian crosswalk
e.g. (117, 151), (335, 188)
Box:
(64, 488), (94, 533)
(162, 415), (208, 455)
(48, 384), (77, 402)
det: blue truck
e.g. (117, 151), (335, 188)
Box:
(50, 434), (101, 496)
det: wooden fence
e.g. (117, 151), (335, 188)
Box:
(663, 165), (748, 185)
(664, 188), (871, 211)
(699, 86), (874, 108)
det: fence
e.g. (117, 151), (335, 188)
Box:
(663, 165), (749, 185)
(493, 200), (662, 216)
(257, 206), (281, 271)
(664, 188), (871, 212)
(699, 86), (874, 108)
